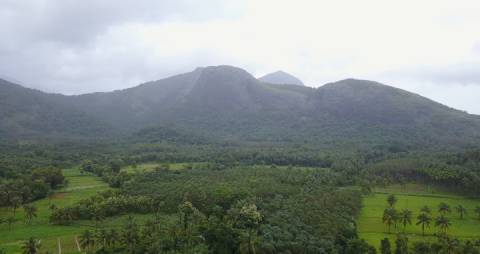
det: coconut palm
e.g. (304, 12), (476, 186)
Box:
(90, 206), (105, 228)
(438, 202), (451, 215)
(435, 215), (451, 233)
(122, 216), (140, 254)
(399, 209), (412, 231)
(107, 229), (118, 248)
(420, 205), (431, 214)
(22, 237), (41, 254)
(96, 229), (108, 249)
(387, 194), (397, 208)
(475, 206), (480, 220)
(79, 230), (95, 252)
(416, 213), (432, 236)
(382, 208), (397, 233)
(11, 196), (22, 216)
(455, 205), (467, 219)
(23, 204), (38, 224)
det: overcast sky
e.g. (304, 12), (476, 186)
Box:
(1, 0), (480, 114)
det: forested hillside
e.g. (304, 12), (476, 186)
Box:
(1, 66), (480, 151)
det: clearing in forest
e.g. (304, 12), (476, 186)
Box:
(357, 183), (480, 249)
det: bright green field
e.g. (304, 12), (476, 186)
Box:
(0, 168), (168, 254)
(358, 184), (480, 249)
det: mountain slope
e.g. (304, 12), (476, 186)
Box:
(0, 79), (111, 140)
(71, 66), (312, 133)
(307, 79), (480, 147)
(259, 70), (305, 86)
(2, 67), (480, 150)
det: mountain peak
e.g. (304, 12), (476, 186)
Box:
(197, 65), (255, 79)
(259, 70), (304, 86)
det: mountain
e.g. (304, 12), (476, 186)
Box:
(0, 79), (111, 140)
(259, 70), (305, 86)
(2, 66), (480, 149)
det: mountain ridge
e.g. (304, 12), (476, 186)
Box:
(1, 66), (479, 149)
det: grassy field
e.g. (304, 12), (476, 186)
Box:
(121, 162), (207, 173)
(0, 168), (167, 254)
(357, 183), (480, 249)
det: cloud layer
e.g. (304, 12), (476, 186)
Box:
(1, 0), (480, 113)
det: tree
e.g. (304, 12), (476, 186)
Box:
(6, 216), (17, 230)
(387, 194), (397, 208)
(79, 230), (95, 253)
(416, 213), (432, 236)
(382, 208), (397, 233)
(23, 204), (38, 224)
(11, 195), (22, 216)
(346, 239), (376, 254)
(455, 205), (467, 219)
(90, 206), (105, 228)
(420, 205), (431, 214)
(380, 238), (392, 254)
(229, 202), (262, 254)
(96, 229), (107, 250)
(121, 216), (140, 254)
(22, 237), (41, 254)
(394, 234), (408, 254)
(438, 202), (451, 215)
(411, 242), (431, 254)
(106, 229), (118, 249)
(435, 216), (451, 233)
(110, 160), (122, 173)
(475, 206), (480, 220)
(438, 235), (460, 254)
(399, 209), (412, 231)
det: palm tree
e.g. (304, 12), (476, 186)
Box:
(79, 230), (95, 253)
(399, 209), (412, 231)
(387, 194), (397, 208)
(416, 213), (432, 236)
(11, 196), (22, 216)
(107, 229), (118, 248)
(438, 202), (451, 215)
(455, 205), (467, 219)
(122, 216), (139, 254)
(6, 216), (17, 230)
(382, 208), (396, 233)
(435, 215), (451, 233)
(475, 206), (480, 220)
(90, 206), (105, 228)
(96, 229), (108, 250)
(23, 204), (38, 224)
(420, 205), (431, 214)
(22, 237), (41, 254)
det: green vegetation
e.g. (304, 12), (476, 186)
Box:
(0, 168), (110, 253)
(3, 67), (480, 253)
(358, 184), (480, 249)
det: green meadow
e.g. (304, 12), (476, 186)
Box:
(0, 168), (169, 254)
(357, 184), (480, 249)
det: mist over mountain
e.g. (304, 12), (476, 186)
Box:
(259, 70), (305, 86)
(1, 66), (480, 149)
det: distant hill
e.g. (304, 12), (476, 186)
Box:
(259, 70), (305, 86)
(2, 66), (480, 150)
(0, 79), (111, 140)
